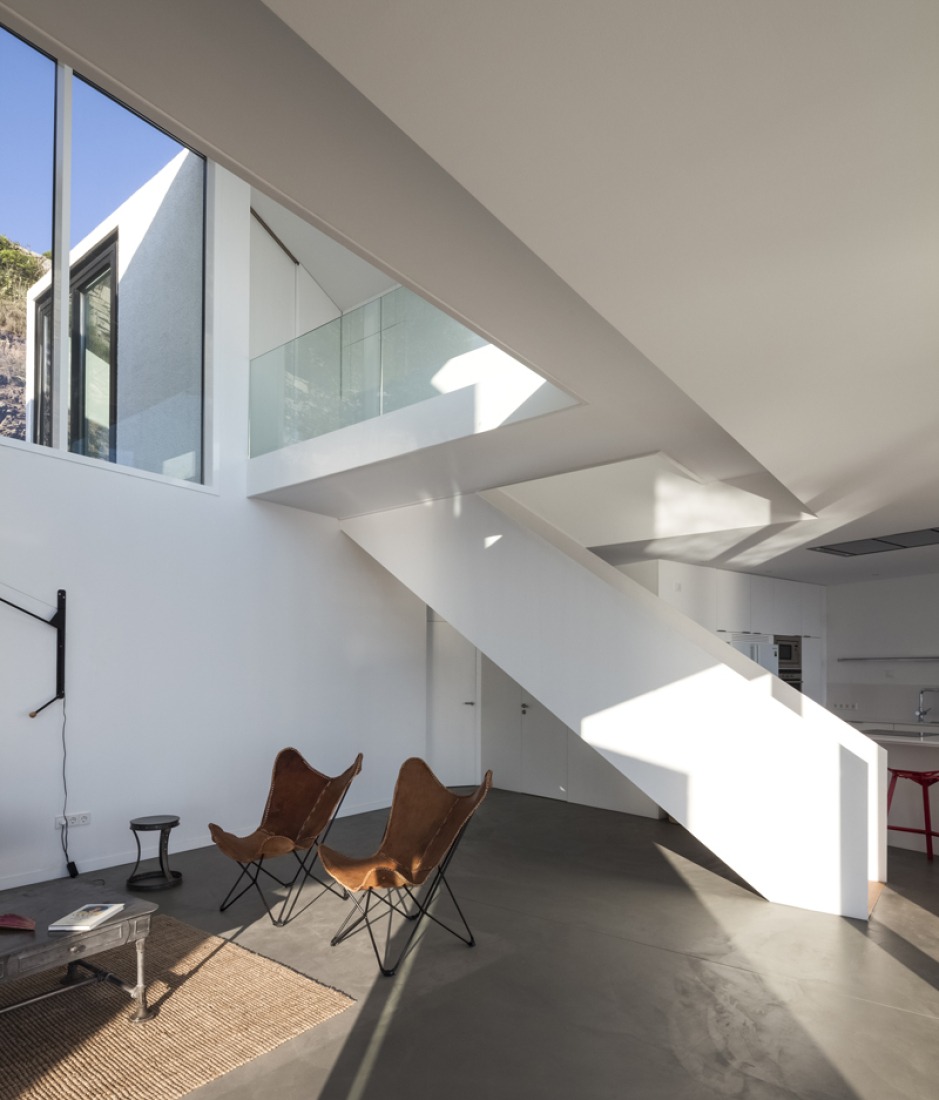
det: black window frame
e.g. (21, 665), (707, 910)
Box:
(34, 233), (118, 460)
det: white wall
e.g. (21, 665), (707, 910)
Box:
(828, 574), (939, 723)
(249, 215), (341, 360)
(250, 217), (299, 361)
(0, 166), (428, 890)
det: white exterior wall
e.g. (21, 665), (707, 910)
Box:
(0, 166), (427, 890)
(25, 151), (205, 481)
(114, 152), (204, 479)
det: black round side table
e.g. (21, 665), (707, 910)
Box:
(127, 815), (183, 891)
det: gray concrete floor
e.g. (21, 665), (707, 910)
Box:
(28, 792), (939, 1097)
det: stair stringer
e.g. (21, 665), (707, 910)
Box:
(342, 491), (884, 919)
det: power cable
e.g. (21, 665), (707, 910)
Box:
(58, 697), (77, 877)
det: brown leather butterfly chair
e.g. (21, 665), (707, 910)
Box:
(320, 757), (492, 976)
(209, 748), (362, 926)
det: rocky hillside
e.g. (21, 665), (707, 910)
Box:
(0, 236), (49, 441)
(0, 333), (26, 440)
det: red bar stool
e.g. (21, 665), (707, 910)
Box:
(887, 769), (939, 860)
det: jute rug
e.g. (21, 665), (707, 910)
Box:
(0, 914), (354, 1100)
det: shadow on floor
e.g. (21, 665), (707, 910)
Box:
(14, 791), (939, 1100)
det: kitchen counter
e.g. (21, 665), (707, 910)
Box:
(857, 725), (939, 856)
(853, 721), (939, 746)
(862, 729), (939, 746)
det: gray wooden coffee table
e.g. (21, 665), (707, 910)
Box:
(0, 880), (158, 1022)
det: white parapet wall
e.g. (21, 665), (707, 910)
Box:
(342, 490), (884, 920)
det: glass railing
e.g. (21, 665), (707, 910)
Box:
(249, 285), (523, 457)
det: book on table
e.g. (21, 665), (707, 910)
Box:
(49, 903), (125, 932)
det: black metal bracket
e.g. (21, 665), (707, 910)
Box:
(0, 588), (66, 717)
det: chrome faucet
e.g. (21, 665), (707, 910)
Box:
(915, 688), (939, 722)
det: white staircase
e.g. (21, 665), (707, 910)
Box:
(342, 490), (884, 919)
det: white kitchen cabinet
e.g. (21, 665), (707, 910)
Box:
(773, 579), (804, 636)
(801, 584), (826, 637)
(801, 636), (825, 703)
(707, 568), (826, 643)
(749, 575), (776, 634)
(622, 561), (827, 687)
(715, 569), (751, 633)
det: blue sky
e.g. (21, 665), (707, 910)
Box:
(1, 26), (184, 254)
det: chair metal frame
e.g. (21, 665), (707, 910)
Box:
(211, 749), (362, 926)
(329, 823), (477, 976)
(218, 838), (345, 927)
(321, 758), (491, 976)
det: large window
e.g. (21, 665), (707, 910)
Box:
(0, 28), (53, 445)
(0, 24), (205, 482)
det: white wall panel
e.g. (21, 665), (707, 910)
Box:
(249, 215), (297, 360)
(297, 266), (340, 338)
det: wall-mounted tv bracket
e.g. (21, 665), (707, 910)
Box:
(0, 589), (66, 717)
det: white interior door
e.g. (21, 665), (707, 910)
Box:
(480, 656), (660, 817)
(521, 691), (569, 801)
(426, 619), (480, 785)
(480, 656), (523, 791)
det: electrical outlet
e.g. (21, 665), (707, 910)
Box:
(54, 813), (91, 829)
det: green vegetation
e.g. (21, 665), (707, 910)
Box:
(0, 235), (45, 440)
(0, 235), (49, 339)
(0, 235), (47, 291)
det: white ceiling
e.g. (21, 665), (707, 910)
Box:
(7, 0), (934, 587)
(257, 0), (939, 585)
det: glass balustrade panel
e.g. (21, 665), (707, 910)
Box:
(249, 285), (524, 457)
(380, 287), (489, 414)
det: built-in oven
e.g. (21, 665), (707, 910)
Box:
(774, 635), (802, 670)
(779, 669), (803, 692)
